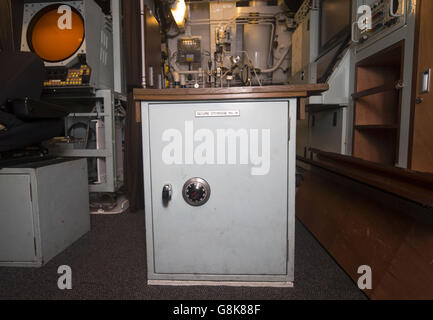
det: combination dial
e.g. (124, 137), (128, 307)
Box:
(182, 178), (211, 206)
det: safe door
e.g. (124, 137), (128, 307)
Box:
(147, 101), (290, 276)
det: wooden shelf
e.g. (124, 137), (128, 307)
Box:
(355, 124), (399, 130)
(354, 129), (398, 165)
(306, 104), (346, 114)
(352, 83), (399, 100)
(352, 41), (404, 166)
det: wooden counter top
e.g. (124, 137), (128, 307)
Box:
(134, 84), (328, 101)
(298, 149), (433, 208)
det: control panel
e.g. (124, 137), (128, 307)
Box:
(43, 64), (91, 87)
(353, 0), (409, 49)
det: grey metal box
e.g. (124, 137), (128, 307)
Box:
(141, 99), (297, 284)
(0, 158), (90, 267)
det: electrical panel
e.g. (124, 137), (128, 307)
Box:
(353, 0), (409, 50)
(177, 37), (202, 64)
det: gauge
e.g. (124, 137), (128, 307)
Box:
(182, 178), (211, 206)
(27, 4), (85, 62)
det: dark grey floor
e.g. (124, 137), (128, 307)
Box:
(0, 211), (367, 300)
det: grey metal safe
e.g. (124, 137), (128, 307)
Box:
(0, 158), (90, 267)
(141, 99), (296, 285)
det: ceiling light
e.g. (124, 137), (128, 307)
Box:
(171, 0), (186, 26)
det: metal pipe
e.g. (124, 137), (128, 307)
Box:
(112, 0), (123, 93)
(188, 18), (275, 26)
(140, 0), (146, 87)
(187, 13), (276, 26)
(260, 46), (289, 73)
(267, 23), (275, 68)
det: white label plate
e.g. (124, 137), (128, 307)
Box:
(195, 110), (240, 118)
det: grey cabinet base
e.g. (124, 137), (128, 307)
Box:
(148, 280), (294, 288)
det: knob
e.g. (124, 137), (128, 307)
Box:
(416, 97), (424, 104)
(395, 80), (404, 90)
(182, 178), (211, 207)
(162, 184), (172, 202)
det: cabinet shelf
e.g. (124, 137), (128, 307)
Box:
(352, 41), (404, 166)
(352, 83), (400, 100)
(306, 104), (346, 114)
(355, 124), (399, 130)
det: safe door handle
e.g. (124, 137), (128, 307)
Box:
(162, 184), (172, 202)
(420, 69), (431, 94)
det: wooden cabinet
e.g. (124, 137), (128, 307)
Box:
(409, 0), (433, 173)
(352, 42), (404, 165)
(351, 1), (433, 172)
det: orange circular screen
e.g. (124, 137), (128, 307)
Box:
(28, 5), (84, 62)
